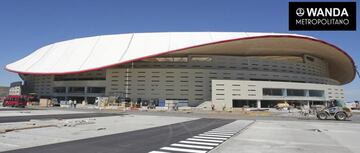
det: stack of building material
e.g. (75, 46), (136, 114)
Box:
(39, 98), (52, 107)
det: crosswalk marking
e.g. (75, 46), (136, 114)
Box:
(149, 120), (254, 153)
(160, 147), (207, 153)
(171, 143), (214, 149)
(199, 134), (232, 138)
(179, 140), (219, 146)
(193, 136), (228, 140)
(187, 138), (224, 143)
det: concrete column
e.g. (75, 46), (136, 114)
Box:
(257, 100), (261, 108)
(65, 87), (69, 101)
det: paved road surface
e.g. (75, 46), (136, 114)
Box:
(4, 118), (235, 153)
(0, 113), (122, 123)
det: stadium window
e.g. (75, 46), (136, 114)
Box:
(87, 87), (106, 94)
(53, 87), (66, 93)
(68, 87), (85, 93)
(263, 88), (282, 96)
(309, 90), (324, 97)
(287, 89), (305, 96)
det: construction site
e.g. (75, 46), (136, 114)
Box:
(1, 0), (359, 153)
(0, 106), (359, 153)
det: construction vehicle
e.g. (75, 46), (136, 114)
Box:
(316, 99), (352, 121)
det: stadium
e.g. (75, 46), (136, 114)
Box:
(5, 32), (355, 110)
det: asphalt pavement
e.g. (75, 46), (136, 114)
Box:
(3, 118), (235, 153)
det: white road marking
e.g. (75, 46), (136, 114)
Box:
(199, 134), (231, 138)
(171, 143), (214, 149)
(187, 138), (224, 143)
(150, 121), (250, 153)
(179, 140), (219, 146)
(160, 147), (207, 153)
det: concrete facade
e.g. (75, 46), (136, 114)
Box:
(212, 80), (344, 110)
(9, 82), (22, 96)
(20, 54), (344, 106)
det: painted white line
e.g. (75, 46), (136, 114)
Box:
(171, 143), (213, 149)
(160, 147), (207, 153)
(148, 151), (170, 153)
(180, 140), (219, 146)
(204, 132), (234, 135)
(187, 138), (224, 143)
(199, 134), (232, 138)
(193, 136), (228, 140)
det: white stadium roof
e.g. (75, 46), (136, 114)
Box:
(5, 32), (355, 84)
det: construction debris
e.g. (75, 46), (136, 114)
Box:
(62, 119), (95, 127)
(97, 127), (106, 130)
(0, 118), (96, 133)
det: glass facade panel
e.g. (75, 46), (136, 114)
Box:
(287, 89), (305, 96)
(263, 88), (282, 96)
(53, 87), (66, 93)
(87, 87), (106, 94)
(68, 87), (85, 93)
(309, 90), (324, 97)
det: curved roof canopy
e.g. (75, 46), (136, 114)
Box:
(6, 32), (355, 84)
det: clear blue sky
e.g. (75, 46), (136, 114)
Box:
(0, 0), (359, 101)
